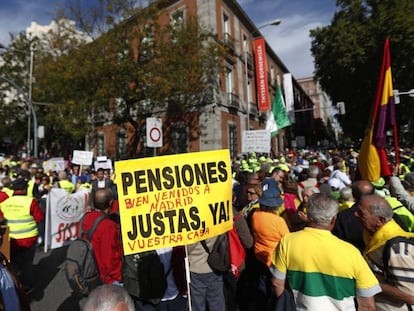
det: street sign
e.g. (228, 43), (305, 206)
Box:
(146, 117), (163, 148)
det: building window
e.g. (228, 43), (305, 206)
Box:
(170, 8), (185, 43)
(171, 8), (185, 28)
(228, 123), (237, 158)
(247, 76), (252, 104)
(225, 66), (234, 94)
(171, 123), (188, 154)
(139, 25), (154, 62)
(223, 12), (230, 35)
(116, 129), (127, 160)
(97, 132), (105, 156)
(243, 34), (248, 53)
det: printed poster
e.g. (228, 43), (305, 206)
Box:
(114, 149), (233, 255)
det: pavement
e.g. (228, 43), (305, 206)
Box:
(29, 245), (83, 311)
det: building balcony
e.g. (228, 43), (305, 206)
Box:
(227, 92), (240, 110)
(223, 32), (235, 53)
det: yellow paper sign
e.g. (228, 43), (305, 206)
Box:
(114, 149), (233, 255)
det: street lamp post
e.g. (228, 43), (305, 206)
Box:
(393, 89), (414, 104)
(0, 42), (36, 158)
(245, 19), (281, 130)
(28, 43), (34, 157)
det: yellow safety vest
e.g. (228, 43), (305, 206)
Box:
(399, 163), (411, 180)
(2, 187), (13, 198)
(341, 160), (348, 174)
(79, 183), (91, 190)
(385, 196), (414, 232)
(27, 180), (35, 198)
(0, 195), (38, 239)
(58, 180), (75, 194)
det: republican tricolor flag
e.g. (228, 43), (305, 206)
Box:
(358, 38), (399, 182)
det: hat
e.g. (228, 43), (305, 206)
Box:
(12, 178), (28, 191)
(30, 163), (39, 169)
(276, 163), (290, 173)
(259, 179), (283, 207)
(371, 177), (385, 188)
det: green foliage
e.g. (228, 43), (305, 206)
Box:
(32, 0), (224, 156)
(0, 34), (35, 147)
(310, 0), (414, 142)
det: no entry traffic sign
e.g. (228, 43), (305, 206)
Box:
(146, 117), (163, 147)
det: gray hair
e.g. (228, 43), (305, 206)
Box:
(361, 194), (393, 222)
(303, 186), (320, 197)
(307, 193), (338, 224)
(339, 187), (353, 201)
(308, 165), (320, 178)
(83, 285), (135, 311)
(58, 170), (68, 181)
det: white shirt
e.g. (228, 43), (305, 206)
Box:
(328, 170), (351, 190)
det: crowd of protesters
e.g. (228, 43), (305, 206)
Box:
(0, 146), (414, 310)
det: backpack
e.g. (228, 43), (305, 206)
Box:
(122, 250), (168, 305)
(201, 215), (246, 277)
(65, 214), (107, 297)
(201, 234), (229, 273)
(382, 236), (414, 310)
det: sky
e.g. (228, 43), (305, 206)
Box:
(0, 0), (337, 78)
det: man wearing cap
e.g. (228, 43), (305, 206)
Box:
(251, 178), (289, 267)
(0, 177), (44, 293)
(248, 178), (289, 310)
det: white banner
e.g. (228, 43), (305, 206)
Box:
(72, 150), (94, 165)
(43, 157), (65, 172)
(94, 159), (113, 172)
(283, 73), (295, 123)
(46, 188), (90, 250)
(146, 117), (163, 147)
(242, 130), (271, 153)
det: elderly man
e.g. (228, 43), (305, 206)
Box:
(356, 194), (414, 310)
(271, 193), (381, 310)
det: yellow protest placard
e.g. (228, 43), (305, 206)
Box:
(114, 149), (233, 255)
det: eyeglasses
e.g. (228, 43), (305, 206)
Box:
(247, 191), (257, 195)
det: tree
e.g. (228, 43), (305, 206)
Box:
(0, 18), (92, 156)
(310, 0), (414, 143)
(34, 0), (225, 158)
(0, 34), (34, 150)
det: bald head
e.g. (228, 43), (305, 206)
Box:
(94, 188), (114, 211)
(352, 180), (374, 201)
